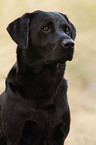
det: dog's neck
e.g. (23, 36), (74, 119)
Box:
(6, 63), (66, 99)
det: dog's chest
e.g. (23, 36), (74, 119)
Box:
(20, 102), (63, 144)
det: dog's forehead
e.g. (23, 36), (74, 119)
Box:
(31, 11), (67, 24)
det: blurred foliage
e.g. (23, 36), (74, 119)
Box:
(0, 0), (96, 145)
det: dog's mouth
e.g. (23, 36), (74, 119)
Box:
(45, 52), (74, 64)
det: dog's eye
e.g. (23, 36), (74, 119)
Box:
(42, 26), (49, 31)
(65, 27), (70, 35)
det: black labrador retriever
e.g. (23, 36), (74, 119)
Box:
(0, 10), (76, 145)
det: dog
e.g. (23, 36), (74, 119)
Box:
(0, 10), (76, 145)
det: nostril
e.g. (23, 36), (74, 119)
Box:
(64, 43), (70, 48)
(70, 42), (74, 48)
(62, 39), (75, 48)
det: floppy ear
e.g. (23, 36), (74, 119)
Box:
(59, 13), (76, 40)
(7, 13), (30, 49)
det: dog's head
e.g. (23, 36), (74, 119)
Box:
(7, 10), (76, 66)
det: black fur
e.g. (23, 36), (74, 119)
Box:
(0, 10), (76, 145)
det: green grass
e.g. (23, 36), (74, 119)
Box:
(0, 0), (96, 144)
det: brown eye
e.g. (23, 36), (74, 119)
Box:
(43, 26), (49, 31)
(65, 27), (70, 34)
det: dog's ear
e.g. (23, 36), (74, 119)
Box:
(59, 13), (76, 40)
(7, 13), (30, 49)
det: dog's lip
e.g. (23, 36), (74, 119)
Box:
(45, 53), (73, 64)
(45, 57), (66, 64)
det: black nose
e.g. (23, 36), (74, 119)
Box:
(62, 39), (74, 48)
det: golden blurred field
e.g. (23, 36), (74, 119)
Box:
(0, 0), (96, 144)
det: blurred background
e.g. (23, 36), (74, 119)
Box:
(0, 0), (96, 144)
